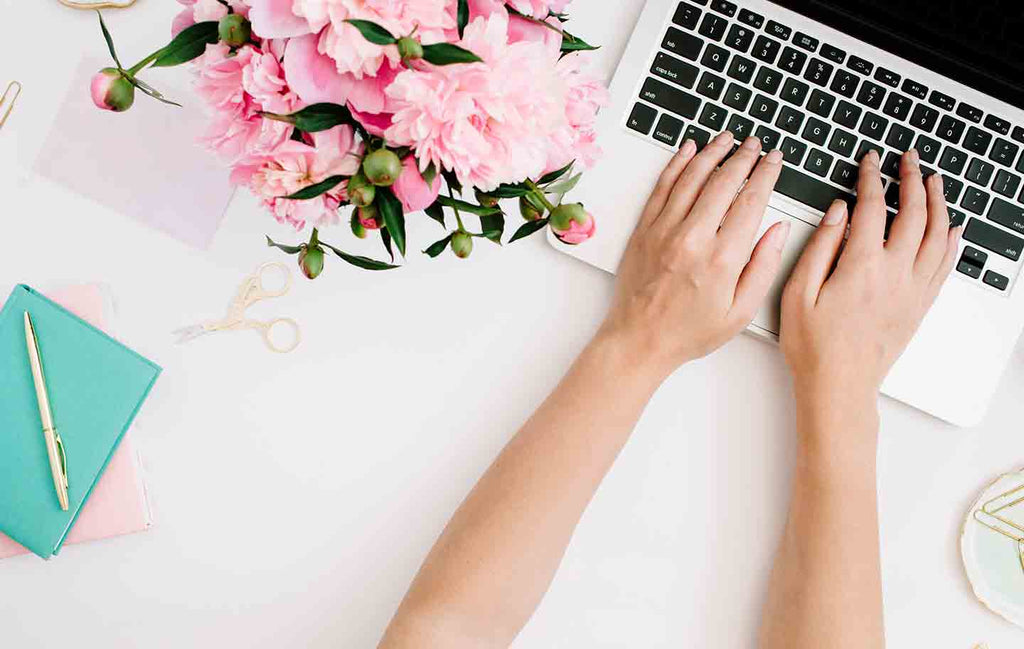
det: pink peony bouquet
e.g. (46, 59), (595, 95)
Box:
(90, 0), (607, 278)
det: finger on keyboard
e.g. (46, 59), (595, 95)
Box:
(655, 131), (736, 235)
(686, 135), (765, 240)
(718, 146), (784, 254)
(848, 149), (887, 251)
(917, 171), (953, 275)
(888, 149), (928, 255)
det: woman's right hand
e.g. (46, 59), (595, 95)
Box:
(780, 149), (960, 405)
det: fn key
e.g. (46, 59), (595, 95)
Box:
(627, 103), (658, 135)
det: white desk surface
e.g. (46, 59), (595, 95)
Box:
(2, 1), (1023, 646)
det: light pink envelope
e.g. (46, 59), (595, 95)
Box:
(0, 285), (153, 559)
(33, 56), (235, 250)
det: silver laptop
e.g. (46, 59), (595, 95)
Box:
(552, 0), (1024, 427)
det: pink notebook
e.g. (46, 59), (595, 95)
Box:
(0, 285), (153, 558)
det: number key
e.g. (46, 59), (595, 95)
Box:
(856, 80), (886, 110)
(882, 93), (912, 121)
(910, 104), (939, 132)
(698, 13), (728, 41)
(751, 35), (781, 64)
(725, 24), (754, 52)
(829, 70), (859, 98)
(777, 46), (807, 75)
(803, 58), (833, 86)
(937, 114), (966, 144)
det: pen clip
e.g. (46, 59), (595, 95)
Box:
(53, 431), (68, 490)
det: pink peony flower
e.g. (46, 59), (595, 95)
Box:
(544, 52), (609, 174)
(385, 11), (567, 191)
(241, 48), (297, 109)
(508, 14), (563, 54)
(551, 207), (596, 245)
(392, 156), (442, 212)
(247, 0), (312, 38)
(172, 0), (248, 36)
(506, 0), (571, 19)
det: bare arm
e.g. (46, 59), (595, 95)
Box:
(760, 149), (960, 648)
(380, 133), (790, 648)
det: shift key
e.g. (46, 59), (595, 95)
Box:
(988, 197), (1024, 235)
(964, 218), (1024, 261)
(640, 78), (702, 120)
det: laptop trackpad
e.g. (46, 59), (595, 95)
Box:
(750, 208), (818, 337)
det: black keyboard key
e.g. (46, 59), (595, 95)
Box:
(874, 67), (900, 88)
(966, 158), (995, 187)
(956, 103), (983, 123)
(831, 159), (859, 188)
(780, 77), (810, 106)
(726, 55), (757, 84)
(766, 20), (791, 41)
(820, 43), (846, 65)
(696, 71), (726, 101)
(988, 197), (1024, 235)
(727, 114), (755, 139)
(915, 134), (941, 164)
(650, 52), (699, 91)
(983, 271), (1009, 291)
(938, 147), (968, 175)
(663, 27), (703, 61)
(803, 116), (831, 146)
(710, 0), (737, 16)
(781, 136), (808, 164)
(698, 103), (729, 131)
(943, 175), (965, 203)
(653, 113), (685, 146)
(859, 112), (889, 142)
(753, 67), (783, 95)
(961, 186), (991, 215)
(698, 13), (728, 41)
(985, 115), (1012, 136)
(778, 47), (808, 75)
(627, 102), (658, 135)
(847, 55), (873, 75)
(910, 104), (939, 133)
(673, 2), (702, 29)
(963, 126), (993, 156)
(965, 218), (1024, 260)
(804, 58), (833, 87)
(829, 70), (859, 98)
(834, 100), (862, 129)
(937, 115), (966, 144)
(929, 90), (956, 112)
(738, 8), (764, 28)
(901, 78), (928, 100)
(993, 170), (1022, 199)
(804, 148), (834, 177)
(776, 106), (805, 134)
(856, 80), (886, 110)
(756, 125), (782, 150)
(701, 44), (730, 72)
(885, 182), (901, 209)
(856, 141), (883, 163)
(948, 207), (967, 228)
(807, 89), (836, 118)
(725, 24), (755, 53)
(828, 128), (858, 158)
(1013, 126), (1024, 144)
(793, 32), (819, 52)
(750, 94), (780, 123)
(990, 139), (1020, 167)
(882, 151), (901, 178)
(886, 124), (914, 152)
(1019, 150), (1024, 174)
(882, 93), (913, 122)
(957, 259), (983, 279)
(751, 35), (781, 64)
(684, 124), (712, 150)
(962, 246), (989, 267)
(776, 164), (855, 212)
(641, 78), (702, 119)
(723, 83), (752, 111)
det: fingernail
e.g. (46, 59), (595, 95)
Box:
(715, 130), (733, 145)
(952, 225), (963, 241)
(765, 149), (783, 164)
(680, 139), (696, 156)
(907, 148), (920, 164)
(741, 135), (760, 151)
(864, 149), (880, 166)
(774, 220), (792, 251)
(823, 199), (847, 226)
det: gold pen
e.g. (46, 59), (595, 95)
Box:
(23, 312), (70, 511)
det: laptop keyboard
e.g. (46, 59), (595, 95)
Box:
(627, 0), (1024, 294)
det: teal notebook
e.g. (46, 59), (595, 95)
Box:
(0, 285), (161, 558)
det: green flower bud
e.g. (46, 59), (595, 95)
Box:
(362, 149), (403, 187)
(549, 203), (588, 231)
(298, 245), (325, 280)
(475, 188), (499, 208)
(357, 203), (383, 230)
(90, 68), (135, 113)
(451, 231), (473, 259)
(396, 36), (424, 61)
(347, 173), (376, 208)
(350, 212), (368, 239)
(219, 14), (252, 48)
(519, 195), (544, 221)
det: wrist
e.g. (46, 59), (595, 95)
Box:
(793, 381), (880, 483)
(585, 325), (673, 392)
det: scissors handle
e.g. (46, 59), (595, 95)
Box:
(251, 262), (292, 300)
(258, 318), (302, 354)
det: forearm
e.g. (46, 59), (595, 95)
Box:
(760, 385), (884, 649)
(379, 332), (664, 648)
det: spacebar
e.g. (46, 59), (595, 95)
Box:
(774, 165), (856, 214)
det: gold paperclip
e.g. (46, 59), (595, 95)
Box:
(0, 81), (21, 131)
(973, 482), (1024, 573)
(57, 0), (137, 8)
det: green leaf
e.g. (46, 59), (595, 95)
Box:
(381, 227), (395, 261)
(489, 183), (530, 199)
(424, 201), (446, 228)
(274, 102), (358, 133)
(424, 234), (453, 258)
(266, 235), (304, 255)
(457, 0), (470, 37)
(377, 189), (407, 257)
(560, 31), (599, 53)
(123, 74), (182, 107)
(97, 12), (122, 69)
(284, 175), (348, 200)
(345, 19), (397, 45)
(437, 196), (502, 216)
(479, 212), (505, 244)
(441, 168), (463, 195)
(321, 241), (400, 270)
(151, 21), (220, 68)
(545, 173), (582, 196)
(421, 161), (438, 188)
(509, 218), (549, 243)
(538, 161), (575, 185)
(421, 43), (483, 65)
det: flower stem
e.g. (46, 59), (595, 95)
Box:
(449, 189), (465, 231)
(525, 180), (557, 213)
(127, 48), (163, 76)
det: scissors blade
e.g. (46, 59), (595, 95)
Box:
(172, 324), (212, 344)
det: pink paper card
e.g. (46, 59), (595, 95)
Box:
(33, 56), (235, 249)
(0, 285), (153, 559)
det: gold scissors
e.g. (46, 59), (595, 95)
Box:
(174, 263), (302, 354)
(57, 0), (137, 9)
